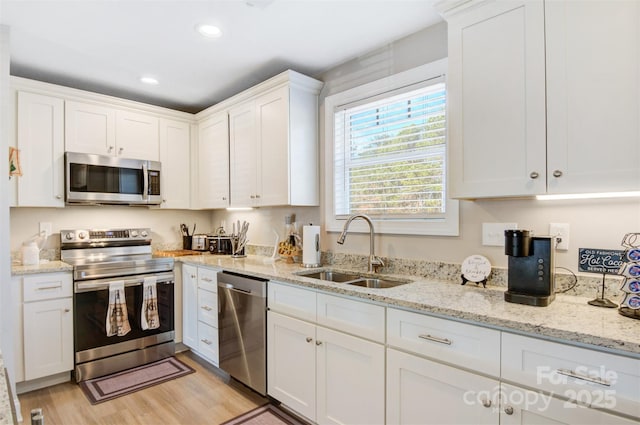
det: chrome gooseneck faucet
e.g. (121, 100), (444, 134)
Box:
(337, 214), (384, 273)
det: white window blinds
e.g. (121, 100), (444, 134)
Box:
(333, 81), (447, 219)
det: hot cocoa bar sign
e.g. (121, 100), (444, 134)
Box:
(578, 248), (625, 274)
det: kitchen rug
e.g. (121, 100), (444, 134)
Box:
(79, 356), (194, 404)
(221, 403), (308, 425)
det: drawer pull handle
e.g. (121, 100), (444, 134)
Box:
(202, 277), (213, 282)
(418, 334), (452, 345)
(201, 306), (213, 311)
(201, 338), (212, 345)
(556, 368), (611, 387)
(37, 285), (62, 291)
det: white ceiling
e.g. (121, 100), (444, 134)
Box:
(0, 0), (443, 113)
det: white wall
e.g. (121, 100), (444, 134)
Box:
(9, 207), (212, 254)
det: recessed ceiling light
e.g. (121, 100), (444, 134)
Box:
(196, 24), (222, 38)
(140, 76), (159, 85)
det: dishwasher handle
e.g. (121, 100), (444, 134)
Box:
(221, 283), (252, 295)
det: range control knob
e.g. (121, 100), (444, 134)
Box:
(77, 231), (87, 240)
(131, 230), (139, 238)
(64, 232), (75, 241)
(140, 230), (148, 238)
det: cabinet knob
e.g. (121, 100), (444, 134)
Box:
(316, 340), (322, 346)
(504, 406), (514, 415)
(118, 147), (124, 154)
(191, 274), (197, 279)
(222, 197), (227, 201)
(552, 170), (563, 178)
(255, 194), (260, 199)
(108, 146), (114, 153)
(56, 195), (62, 200)
(306, 337), (313, 343)
(482, 399), (491, 408)
(64, 308), (70, 313)
(529, 171), (539, 179)
(250, 195), (255, 199)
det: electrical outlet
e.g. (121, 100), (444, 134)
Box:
(39, 222), (52, 238)
(482, 222), (518, 246)
(549, 223), (570, 250)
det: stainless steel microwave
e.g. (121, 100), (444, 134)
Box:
(65, 152), (162, 205)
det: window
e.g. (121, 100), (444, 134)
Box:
(324, 59), (459, 236)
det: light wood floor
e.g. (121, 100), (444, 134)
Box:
(18, 351), (267, 425)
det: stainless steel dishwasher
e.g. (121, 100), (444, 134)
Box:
(217, 271), (268, 395)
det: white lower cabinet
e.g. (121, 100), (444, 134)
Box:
(12, 272), (74, 386)
(387, 348), (499, 425)
(182, 264), (220, 365)
(267, 282), (385, 424)
(500, 383), (639, 425)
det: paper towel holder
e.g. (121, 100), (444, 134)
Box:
(301, 224), (322, 268)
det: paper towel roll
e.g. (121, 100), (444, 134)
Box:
(302, 225), (321, 267)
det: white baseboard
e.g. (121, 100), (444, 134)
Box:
(16, 372), (71, 394)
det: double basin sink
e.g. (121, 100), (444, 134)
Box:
(297, 269), (411, 289)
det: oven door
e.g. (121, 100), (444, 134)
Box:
(73, 271), (174, 356)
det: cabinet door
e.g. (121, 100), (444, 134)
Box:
(115, 110), (159, 161)
(387, 348), (499, 425)
(545, 0), (640, 194)
(447, 0), (546, 198)
(316, 326), (385, 425)
(267, 311), (316, 421)
(65, 100), (116, 155)
(197, 112), (230, 208)
(23, 298), (73, 380)
(182, 264), (198, 349)
(500, 383), (638, 425)
(255, 86), (289, 206)
(229, 101), (257, 207)
(16, 91), (65, 207)
(159, 119), (190, 209)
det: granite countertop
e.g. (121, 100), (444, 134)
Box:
(0, 351), (15, 425)
(11, 260), (73, 275)
(179, 255), (640, 358)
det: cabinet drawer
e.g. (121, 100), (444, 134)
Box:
(502, 333), (640, 419)
(197, 267), (218, 292)
(23, 273), (72, 302)
(268, 281), (316, 322)
(316, 293), (385, 343)
(387, 308), (501, 377)
(197, 321), (219, 365)
(197, 288), (217, 327)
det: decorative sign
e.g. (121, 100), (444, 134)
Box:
(578, 248), (625, 274)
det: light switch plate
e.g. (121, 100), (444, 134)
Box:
(482, 223), (518, 247)
(549, 223), (570, 250)
(39, 222), (52, 238)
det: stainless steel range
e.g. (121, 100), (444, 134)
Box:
(60, 228), (175, 382)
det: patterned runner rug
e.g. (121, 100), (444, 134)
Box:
(221, 403), (308, 425)
(79, 356), (195, 404)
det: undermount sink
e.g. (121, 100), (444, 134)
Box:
(297, 269), (411, 288)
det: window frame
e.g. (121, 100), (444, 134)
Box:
(323, 58), (459, 236)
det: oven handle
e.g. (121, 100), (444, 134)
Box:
(74, 271), (174, 293)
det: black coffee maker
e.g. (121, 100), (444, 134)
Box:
(504, 230), (556, 306)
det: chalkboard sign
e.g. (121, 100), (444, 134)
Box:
(578, 248), (625, 274)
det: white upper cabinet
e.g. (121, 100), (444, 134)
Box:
(196, 111), (230, 209)
(545, 0), (640, 194)
(227, 72), (322, 208)
(445, 0), (547, 198)
(16, 91), (65, 207)
(443, 0), (640, 198)
(159, 118), (191, 209)
(65, 100), (160, 161)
